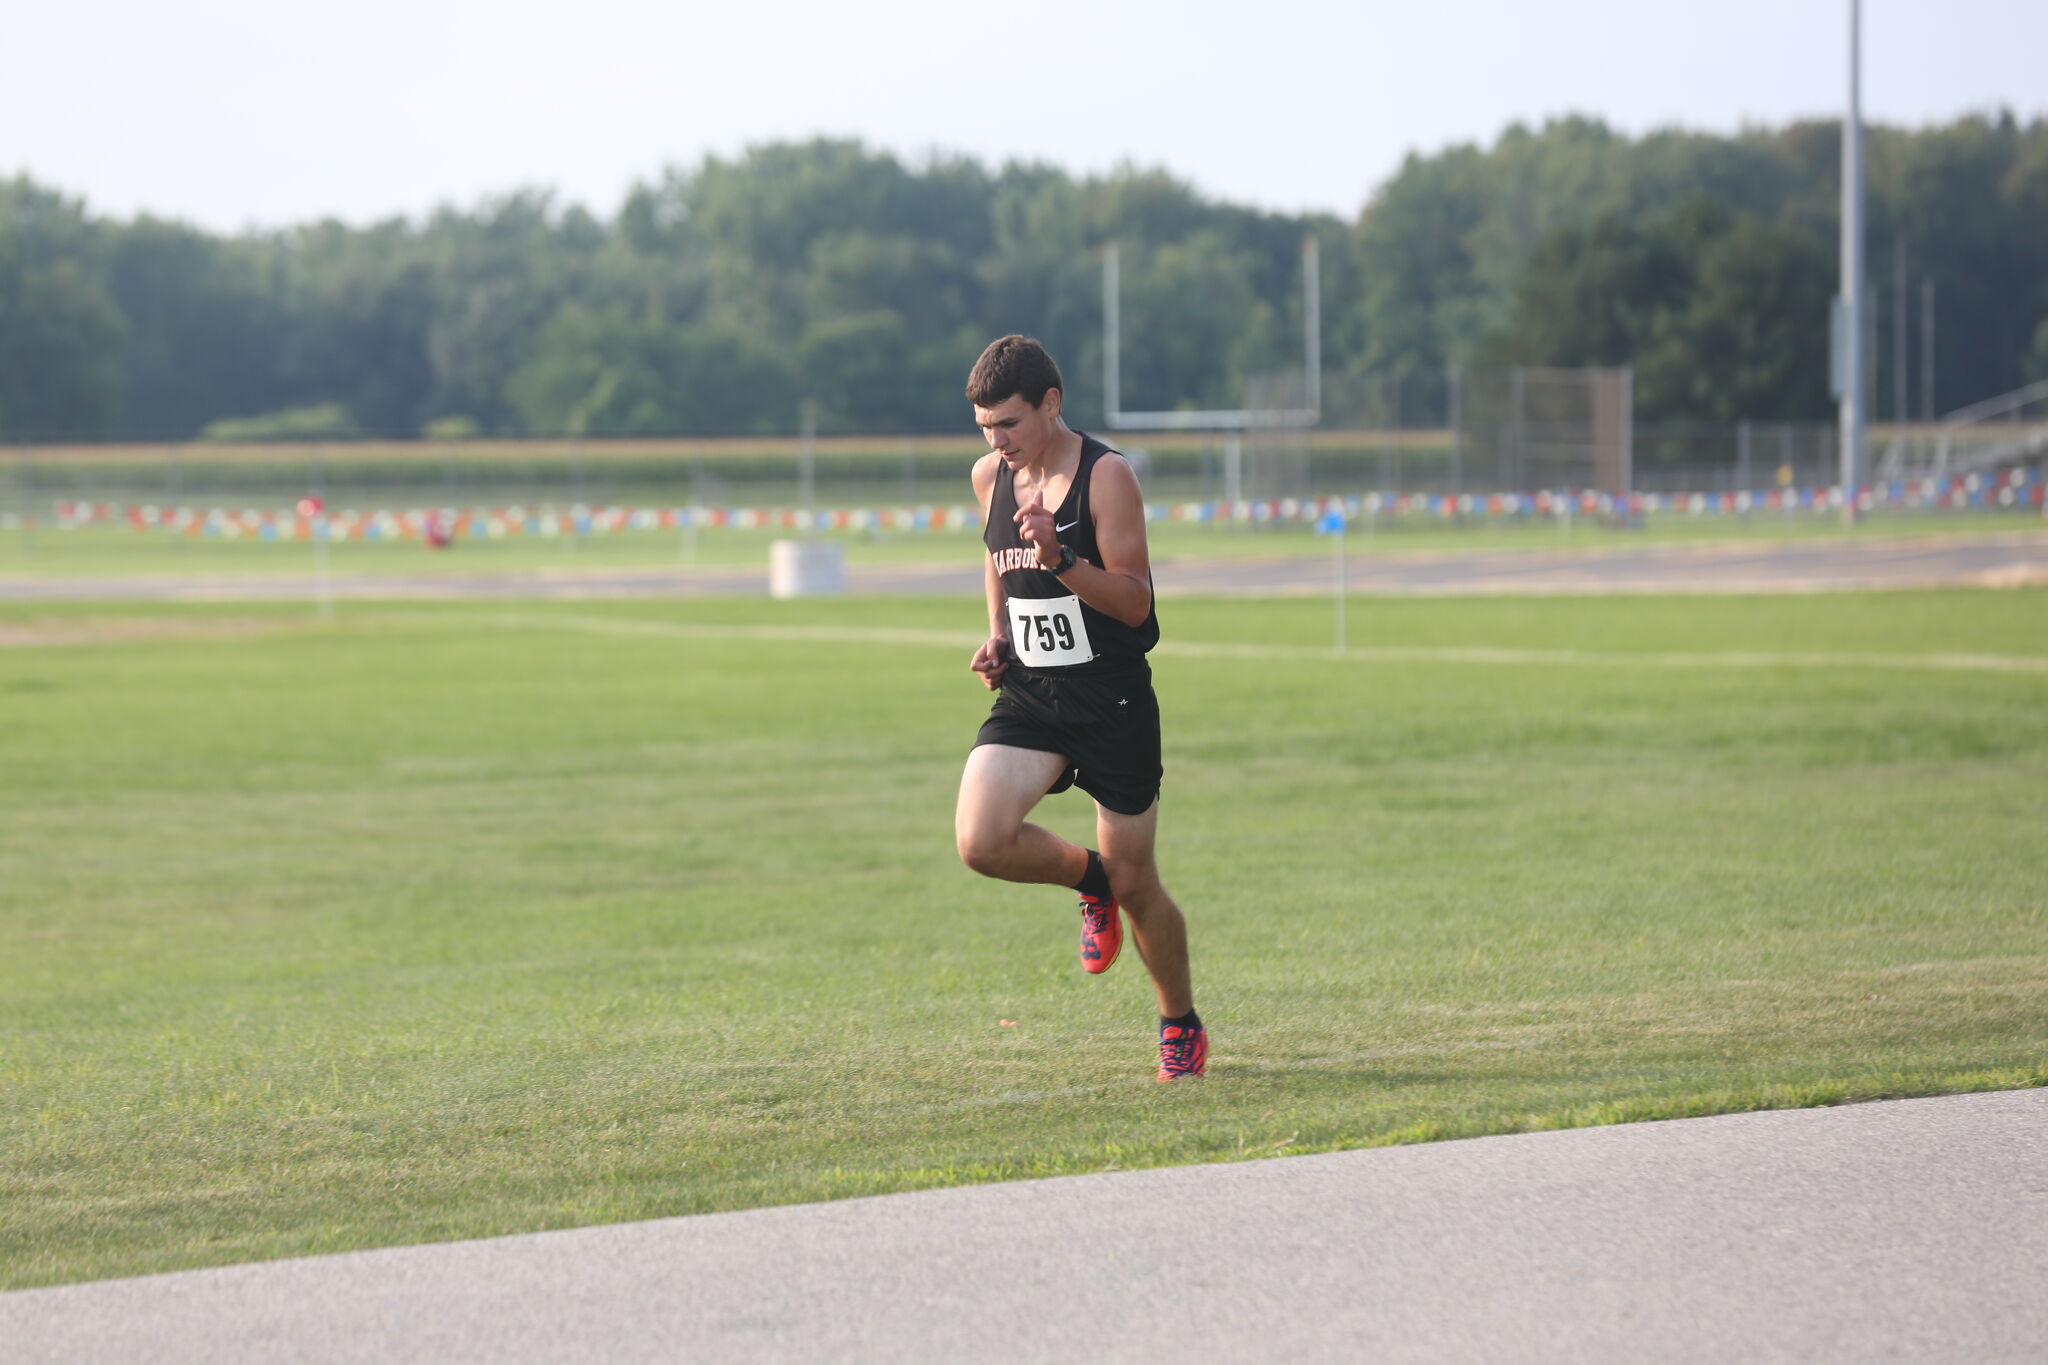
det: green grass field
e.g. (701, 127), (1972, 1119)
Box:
(3, 589), (2046, 1290)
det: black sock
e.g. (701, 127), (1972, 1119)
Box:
(1072, 849), (1112, 900)
(1161, 1008), (1202, 1032)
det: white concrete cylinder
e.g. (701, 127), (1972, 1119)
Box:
(769, 538), (845, 598)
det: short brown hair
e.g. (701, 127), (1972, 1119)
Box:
(966, 335), (1064, 409)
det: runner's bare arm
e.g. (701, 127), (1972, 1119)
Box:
(1056, 452), (1152, 628)
(969, 454), (1010, 689)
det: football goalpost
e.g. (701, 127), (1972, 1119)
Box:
(1101, 244), (1631, 502)
(1100, 237), (1321, 507)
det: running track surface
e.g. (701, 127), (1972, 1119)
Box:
(3, 531), (2045, 601)
(5, 1089), (2044, 1363)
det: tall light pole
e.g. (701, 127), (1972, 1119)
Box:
(1920, 278), (1935, 422)
(1839, 0), (1865, 524)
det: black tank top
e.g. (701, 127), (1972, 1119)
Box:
(983, 431), (1159, 677)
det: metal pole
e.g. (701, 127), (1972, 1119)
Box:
(1621, 366), (1635, 496)
(1892, 240), (1907, 428)
(1838, 0), (1865, 525)
(1783, 425), (1796, 518)
(570, 437), (585, 550)
(1449, 366), (1464, 493)
(683, 442), (701, 565)
(313, 510), (332, 621)
(799, 403), (816, 530)
(1333, 515), (1346, 654)
(1511, 367), (1526, 491)
(1102, 243), (1121, 423)
(1920, 278), (1935, 422)
(1391, 371), (1403, 495)
(15, 445), (32, 553)
(1302, 234), (1321, 419)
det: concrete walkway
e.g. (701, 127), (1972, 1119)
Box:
(6, 1088), (2044, 1363)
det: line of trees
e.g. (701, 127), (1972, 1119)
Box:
(3, 112), (2045, 443)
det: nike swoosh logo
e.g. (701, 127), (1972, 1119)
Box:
(1055, 520), (1078, 532)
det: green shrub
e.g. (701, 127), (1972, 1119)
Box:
(200, 403), (360, 443)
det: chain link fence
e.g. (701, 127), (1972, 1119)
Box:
(7, 368), (2041, 527)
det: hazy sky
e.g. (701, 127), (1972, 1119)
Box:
(10, 1), (2047, 232)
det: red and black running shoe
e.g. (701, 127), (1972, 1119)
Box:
(1078, 892), (1122, 974)
(1156, 1022), (1209, 1082)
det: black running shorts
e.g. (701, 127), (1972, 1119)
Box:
(973, 663), (1162, 816)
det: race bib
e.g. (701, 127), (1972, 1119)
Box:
(1007, 594), (1094, 668)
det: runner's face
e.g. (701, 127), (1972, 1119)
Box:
(973, 392), (1059, 470)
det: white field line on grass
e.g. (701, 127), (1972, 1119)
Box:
(1166, 640), (2048, 675)
(473, 610), (2048, 677)
(479, 610), (977, 651)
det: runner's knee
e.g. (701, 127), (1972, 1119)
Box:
(1104, 855), (1160, 903)
(955, 823), (1014, 877)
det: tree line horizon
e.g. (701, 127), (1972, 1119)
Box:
(3, 111), (2045, 445)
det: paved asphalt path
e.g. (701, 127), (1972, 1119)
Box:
(3, 531), (2044, 601)
(5, 1088), (2044, 1363)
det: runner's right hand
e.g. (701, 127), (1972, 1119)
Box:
(1015, 492), (1059, 570)
(970, 636), (1010, 690)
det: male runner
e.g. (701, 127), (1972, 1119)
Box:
(953, 334), (1206, 1082)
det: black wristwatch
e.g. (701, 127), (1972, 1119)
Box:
(1050, 543), (1078, 577)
